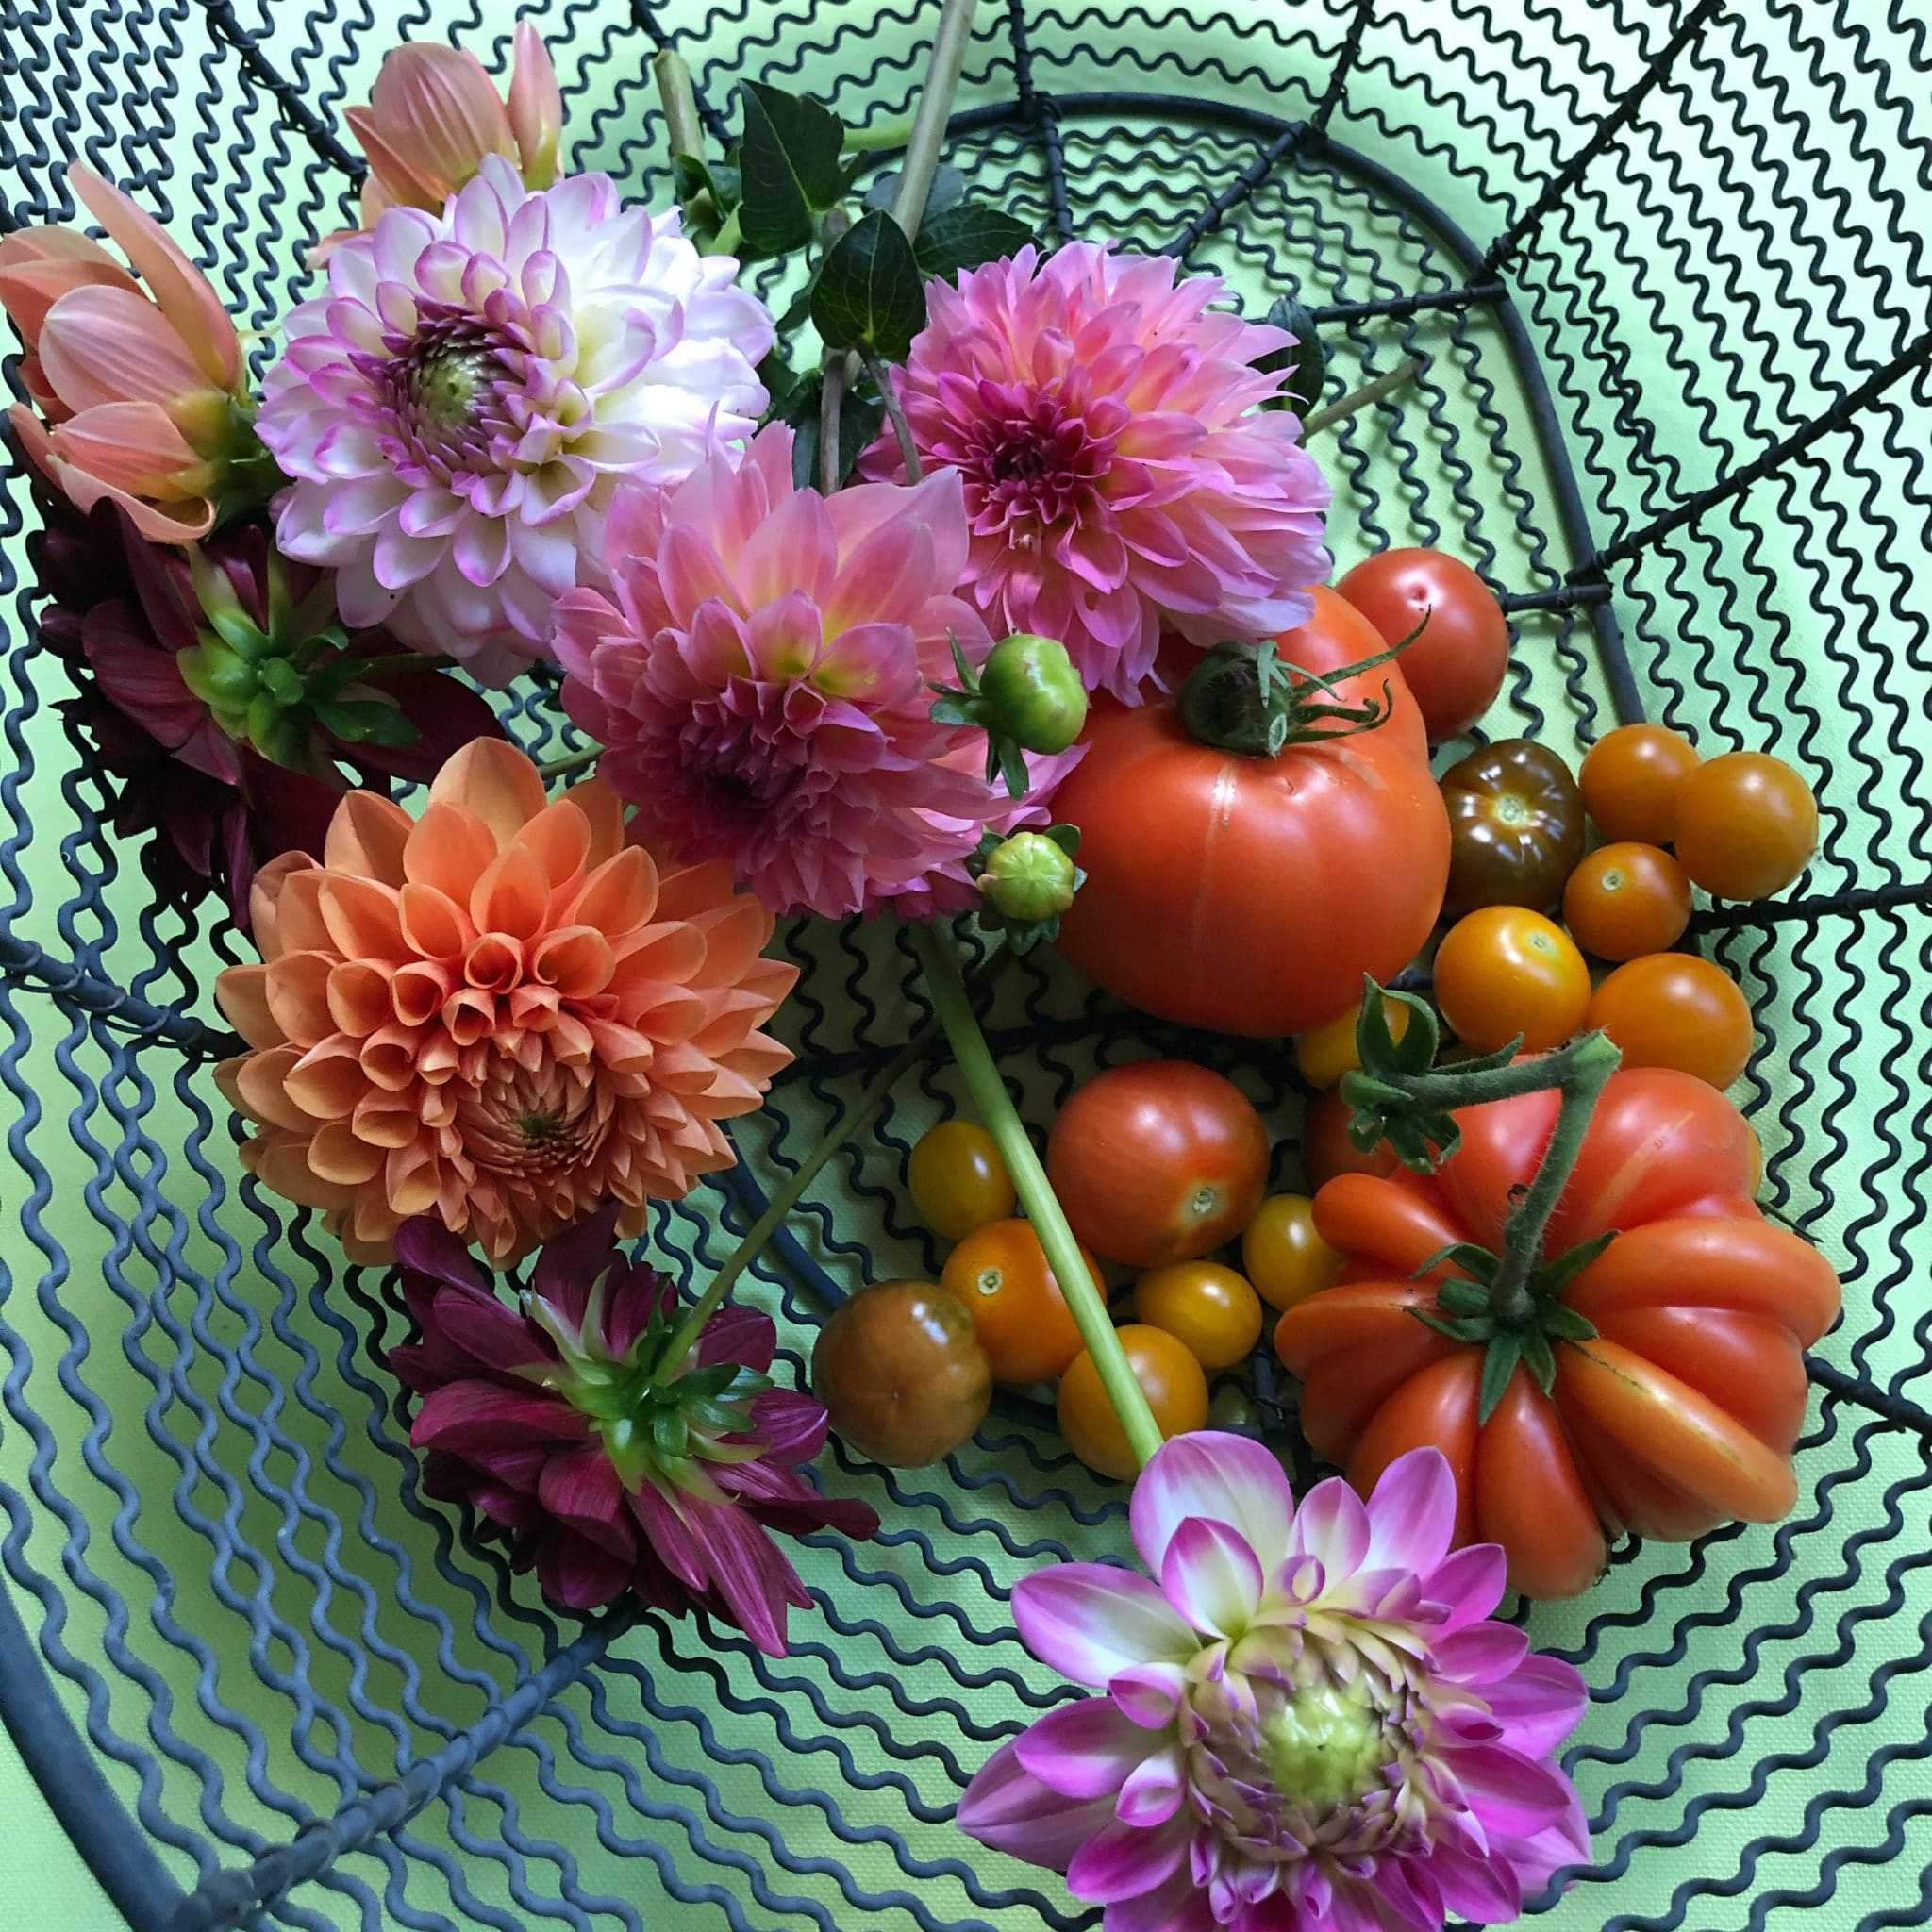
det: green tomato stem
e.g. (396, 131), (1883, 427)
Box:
(888, 0), (980, 239)
(908, 918), (1166, 1469)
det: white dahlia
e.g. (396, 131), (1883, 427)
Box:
(258, 157), (774, 682)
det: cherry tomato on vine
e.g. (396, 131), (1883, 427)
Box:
(941, 1219), (1095, 1384)
(812, 1281), (992, 1468)
(1058, 1324), (1209, 1479)
(1133, 1261), (1264, 1370)
(1586, 953), (1755, 1090)
(1671, 752), (1819, 901)
(1242, 1194), (1345, 1312)
(1301, 1088), (1400, 1191)
(1295, 996), (1410, 1091)
(1439, 738), (1588, 923)
(1578, 724), (1700, 845)
(1046, 1061), (1270, 1269)
(908, 1121), (1015, 1241)
(1334, 548), (1509, 742)
(1434, 906), (1590, 1053)
(1562, 841), (1693, 960)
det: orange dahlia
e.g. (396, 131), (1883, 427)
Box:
(213, 739), (796, 1263)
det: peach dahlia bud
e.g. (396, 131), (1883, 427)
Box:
(214, 740), (797, 1263)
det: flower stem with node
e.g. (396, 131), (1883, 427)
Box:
(888, 0), (981, 239)
(1340, 980), (1624, 1420)
(1301, 357), (1424, 438)
(908, 918), (1166, 1468)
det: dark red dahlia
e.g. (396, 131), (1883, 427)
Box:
(391, 1208), (879, 1654)
(27, 469), (502, 929)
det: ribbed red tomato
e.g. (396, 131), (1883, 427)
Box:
(1274, 1068), (1840, 1597)
(1053, 589), (1449, 1038)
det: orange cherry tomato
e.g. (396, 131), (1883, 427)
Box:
(940, 1219), (1093, 1384)
(1433, 907), (1590, 1053)
(1241, 1194), (1345, 1312)
(1562, 842), (1693, 960)
(1133, 1261), (1263, 1370)
(1301, 1088), (1400, 1191)
(1046, 1061), (1270, 1269)
(1294, 995), (1410, 1091)
(1058, 1324), (1209, 1479)
(1579, 724), (1700, 845)
(908, 1121), (1015, 1241)
(1587, 953), (1755, 1090)
(1671, 752), (1819, 901)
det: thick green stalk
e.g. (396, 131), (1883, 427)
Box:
(889, 0), (980, 238)
(651, 49), (707, 161)
(908, 919), (1165, 1468)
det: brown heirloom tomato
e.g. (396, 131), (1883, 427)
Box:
(1274, 1069), (1840, 1596)
(1053, 589), (1449, 1038)
(1439, 737), (1586, 923)
(813, 1281), (992, 1468)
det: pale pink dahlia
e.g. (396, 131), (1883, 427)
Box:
(258, 157), (774, 683)
(959, 1433), (1590, 1932)
(860, 242), (1333, 703)
(553, 422), (1076, 920)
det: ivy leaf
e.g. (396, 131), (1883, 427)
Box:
(737, 80), (846, 257)
(672, 151), (741, 243)
(1257, 297), (1328, 414)
(757, 348), (804, 416)
(811, 209), (926, 362)
(863, 161), (967, 217)
(1477, 1336), (1523, 1424)
(913, 200), (1036, 279)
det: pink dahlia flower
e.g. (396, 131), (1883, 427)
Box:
(259, 157), (774, 683)
(959, 1432), (1590, 1932)
(553, 421), (1077, 920)
(860, 242), (1333, 703)
(392, 1207), (878, 1648)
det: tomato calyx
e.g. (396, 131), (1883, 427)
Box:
(1176, 615), (1426, 758)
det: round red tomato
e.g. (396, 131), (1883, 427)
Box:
(1053, 588), (1449, 1038)
(1046, 1060), (1269, 1269)
(1335, 549), (1509, 742)
(1275, 1068), (1840, 1596)
(1058, 1324), (1209, 1479)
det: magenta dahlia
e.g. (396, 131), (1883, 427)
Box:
(859, 242), (1333, 703)
(552, 421), (1077, 920)
(258, 157), (774, 683)
(392, 1208), (878, 1648)
(959, 1432), (1590, 1932)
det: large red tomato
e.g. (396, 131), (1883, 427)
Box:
(1274, 1068), (1840, 1597)
(1053, 589), (1449, 1037)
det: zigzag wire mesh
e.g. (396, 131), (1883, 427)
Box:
(1, 1), (1930, 1928)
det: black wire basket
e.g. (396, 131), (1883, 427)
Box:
(3, 2), (1930, 1929)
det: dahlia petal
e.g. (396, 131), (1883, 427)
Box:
(1446, 1742), (1581, 1837)
(1131, 1430), (1294, 1578)
(1416, 1843), (1522, 1924)
(955, 1740), (1117, 1871)
(1285, 1474), (1371, 1585)
(214, 963), (283, 1049)
(1013, 1695), (1162, 1801)
(429, 737), (547, 848)
(46, 401), (202, 495)
(1065, 1814), (1191, 1905)
(1421, 1542), (1509, 1633)
(535, 1526), (634, 1611)
(1478, 1653), (1589, 1757)
(262, 951), (338, 1047)
(1108, 1660), (1188, 1729)
(37, 284), (210, 413)
(1160, 1516), (1264, 1637)
(1107, 1863), (1221, 1932)
(1011, 1565), (1195, 1686)
(325, 790), (413, 886)
(404, 801), (499, 901)
(1434, 1622), (1531, 1685)
(410, 1378), (589, 1451)
(696, 1304), (776, 1374)
(1115, 1746), (1187, 1827)
(1363, 1446), (1459, 1577)
(747, 1388), (829, 1462)
(681, 1491), (808, 1657)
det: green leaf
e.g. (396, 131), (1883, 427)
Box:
(863, 163), (967, 217)
(737, 80), (846, 257)
(1476, 1336), (1523, 1424)
(1533, 1227), (1619, 1297)
(757, 348), (804, 415)
(1257, 297), (1327, 413)
(1412, 1241), (1500, 1286)
(913, 201), (1036, 280)
(1519, 1333), (1557, 1392)
(1541, 1302), (1600, 1342)
(782, 375), (885, 491)
(810, 209), (926, 361)
(1411, 1309), (1491, 1343)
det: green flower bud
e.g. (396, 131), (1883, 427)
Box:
(979, 831), (1078, 924)
(979, 633), (1088, 755)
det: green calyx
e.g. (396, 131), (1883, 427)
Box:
(970, 824), (1084, 953)
(175, 547), (421, 771)
(1339, 977), (1625, 1424)
(931, 631), (1089, 798)
(1177, 616), (1425, 758)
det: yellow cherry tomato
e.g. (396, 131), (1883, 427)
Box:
(908, 1120), (1016, 1241)
(1241, 1193), (1345, 1312)
(1132, 1261), (1264, 1371)
(1434, 906), (1591, 1054)
(1294, 995), (1411, 1091)
(1058, 1325), (1208, 1480)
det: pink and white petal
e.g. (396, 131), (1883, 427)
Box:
(1108, 1660), (1188, 1730)
(37, 284), (210, 413)
(1065, 1814), (1192, 1905)
(1444, 1741), (1580, 1838)
(1013, 1696), (1161, 1801)
(1421, 1542), (1509, 1634)
(1477, 1653), (1589, 1758)
(1433, 1622), (1531, 1686)
(1414, 1843), (1523, 1925)
(1160, 1517), (1264, 1638)
(1012, 1564), (1195, 1686)
(1115, 1746), (1187, 1827)
(1507, 1790), (1593, 1893)
(1286, 1475), (1372, 1586)
(955, 1740), (1117, 1872)
(1131, 1431), (1294, 1578)
(1362, 1446), (1459, 1578)
(1105, 1863), (1220, 1932)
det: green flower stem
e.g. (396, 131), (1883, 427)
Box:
(860, 344), (923, 481)
(1301, 357), (1424, 438)
(538, 746), (602, 781)
(651, 49), (708, 161)
(908, 918), (1166, 1470)
(842, 114), (919, 153)
(889, 0), (980, 238)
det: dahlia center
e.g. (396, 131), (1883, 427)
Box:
(410, 345), (502, 435)
(1257, 1681), (1389, 1815)
(960, 389), (1115, 529)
